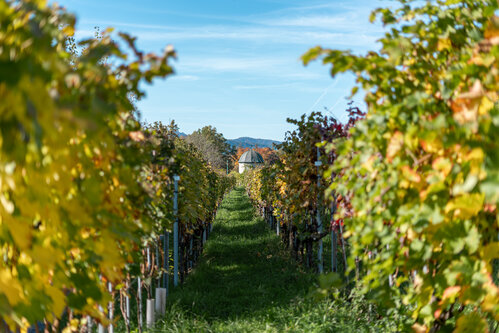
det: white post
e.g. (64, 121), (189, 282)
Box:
(97, 305), (105, 333)
(173, 175), (180, 287)
(161, 288), (167, 313)
(155, 288), (167, 315)
(146, 299), (155, 328)
(146, 247), (151, 296)
(125, 292), (130, 328)
(146, 247), (151, 267)
(108, 282), (113, 333)
(87, 316), (93, 333)
(138, 277), (142, 330)
(155, 289), (161, 314)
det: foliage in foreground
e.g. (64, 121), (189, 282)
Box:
(303, 0), (499, 331)
(0, 1), (233, 330)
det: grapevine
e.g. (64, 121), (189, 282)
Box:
(0, 1), (233, 331)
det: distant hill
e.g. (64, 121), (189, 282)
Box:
(227, 137), (281, 149)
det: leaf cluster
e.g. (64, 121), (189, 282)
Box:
(0, 1), (233, 330)
(304, 0), (499, 331)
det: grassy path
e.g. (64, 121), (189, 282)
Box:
(153, 187), (392, 332)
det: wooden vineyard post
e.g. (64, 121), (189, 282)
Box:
(173, 175), (180, 287)
(316, 147), (323, 273)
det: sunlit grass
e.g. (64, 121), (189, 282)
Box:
(146, 187), (397, 332)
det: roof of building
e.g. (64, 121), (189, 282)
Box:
(238, 150), (264, 164)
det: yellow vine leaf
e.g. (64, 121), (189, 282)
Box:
(46, 285), (66, 317)
(4, 215), (32, 250)
(444, 193), (484, 219)
(478, 96), (494, 116)
(0, 269), (24, 305)
(455, 312), (489, 333)
(481, 242), (499, 270)
(437, 38), (452, 51)
(386, 131), (403, 162)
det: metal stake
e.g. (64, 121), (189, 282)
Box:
(316, 147), (323, 273)
(173, 175), (180, 287)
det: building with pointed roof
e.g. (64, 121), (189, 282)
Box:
(238, 149), (264, 173)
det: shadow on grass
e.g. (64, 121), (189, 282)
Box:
(166, 187), (314, 321)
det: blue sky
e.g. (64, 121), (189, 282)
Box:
(56, 0), (386, 140)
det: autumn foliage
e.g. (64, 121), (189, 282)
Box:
(303, 0), (499, 331)
(233, 147), (278, 167)
(0, 1), (233, 330)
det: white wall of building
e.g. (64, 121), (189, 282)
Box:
(239, 162), (261, 173)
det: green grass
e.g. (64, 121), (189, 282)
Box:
(147, 187), (397, 333)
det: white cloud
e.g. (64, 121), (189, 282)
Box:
(233, 82), (298, 90)
(266, 15), (352, 29)
(178, 56), (286, 72)
(78, 2), (382, 47)
(127, 28), (378, 48)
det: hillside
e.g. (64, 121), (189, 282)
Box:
(227, 137), (280, 149)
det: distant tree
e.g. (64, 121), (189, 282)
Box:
(185, 126), (235, 170)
